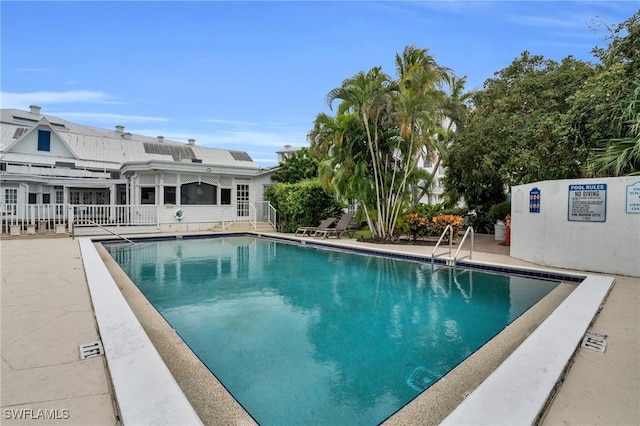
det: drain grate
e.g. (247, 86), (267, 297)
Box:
(79, 341), (104, 359)
(581, 331), (608, 353)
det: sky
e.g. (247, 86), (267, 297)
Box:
(1, 1), (638, 167)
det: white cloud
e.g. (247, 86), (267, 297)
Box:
(128, 127), (308, 149)
(198, 130), (308, 149)
(0, 90), (111, 107)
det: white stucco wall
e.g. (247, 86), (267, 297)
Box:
(511, 177), (640, 277)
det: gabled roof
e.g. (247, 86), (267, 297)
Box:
(0, 108), (260, 171)
(2, 115), (79, 159)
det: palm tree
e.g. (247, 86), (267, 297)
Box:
(325, 67), (398, 239)
(422, 74), (472, 204)
(588, 80), (640, 176)
(310, 46), (459, 240)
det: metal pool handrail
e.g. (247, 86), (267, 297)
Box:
(86, 220), (136, 245)
(454, 226), (474, 267)
(431, 224), (453, 266)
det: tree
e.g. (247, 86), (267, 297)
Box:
(443, 52), (595, 213)
(310, 46), (458, 240)
(587, 79), (640, 175)
(584, 11), (640, 176)
(271, 147), (319, 183)
(424, 74), (472, 205)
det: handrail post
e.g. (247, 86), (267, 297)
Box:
(431, 224), (453, 266)
(453, 226), (475, 268)
(249, 203), (257, 230)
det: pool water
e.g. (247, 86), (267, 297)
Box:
(108, 236), (559, 425)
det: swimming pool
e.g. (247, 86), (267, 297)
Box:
(106, 235), (561, 425)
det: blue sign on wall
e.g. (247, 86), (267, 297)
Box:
(529, 187), (540, 213)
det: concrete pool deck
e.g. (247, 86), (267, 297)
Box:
(1, 232), (638, 425)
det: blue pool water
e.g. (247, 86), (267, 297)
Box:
(107, 236), (559, 425)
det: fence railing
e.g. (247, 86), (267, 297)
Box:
(2, 202), (278, 235)
(1, 204), (68, 235)
(71, 205), (158, 226)
(252, 201), (277, 229)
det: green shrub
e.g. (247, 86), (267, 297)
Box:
(489, 201), (511, 223)
(264, 179), (343, 233)
(469, 211), (494, 234)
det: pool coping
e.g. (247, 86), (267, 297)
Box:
(84, 232), (615, 425)
(79, 238), (203, 425)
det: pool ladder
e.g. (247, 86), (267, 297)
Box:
(431, 225), (474, 268)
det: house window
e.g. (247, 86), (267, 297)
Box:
(70, 191), (80, 204)
(221, 188), (231, 205)
(237, 184), (249, 217)
(29, 193), (37, 204)
(56, 190), (64, 215)
(38, 130), (51, 152)
(181, 182), (216, 205)
(95, 191), (107, 205)
(4, 189), (17, 215)
(140, 187), (156, 204)
(5, 189), (17, 204)
(43, 194), (51, 204)
(164, 187), (176, 205)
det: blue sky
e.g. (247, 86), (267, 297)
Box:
(1, 1), (637, 166)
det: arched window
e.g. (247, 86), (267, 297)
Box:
(181, 182), (217, 205)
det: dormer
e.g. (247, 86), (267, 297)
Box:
(4, 117), (77, 159)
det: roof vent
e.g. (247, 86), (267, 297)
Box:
(29, 105), (42, 115)
(157, 136), (164, 143)
(188, 139), (195, 146)
(284, 144), (292, 149)
(115, 125), (125, 133)
(122, 132), (132, 140)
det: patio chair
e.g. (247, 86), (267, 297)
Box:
(295, 217), (336, 237)
(314, 214), (355, 239)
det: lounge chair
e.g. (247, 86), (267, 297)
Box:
(295, 217), (336, 237)
(314, 214), (355, 239)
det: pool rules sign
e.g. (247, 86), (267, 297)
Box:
(568, 184), (607, 222)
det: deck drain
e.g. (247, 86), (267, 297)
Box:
(581, 331), (608, 353)
(79, 341), (104, 359)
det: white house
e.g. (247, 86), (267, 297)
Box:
(0, 106), (277, 235)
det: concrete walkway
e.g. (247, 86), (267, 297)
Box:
(1, 234), (638, 425)
(1, 237), (118, 425)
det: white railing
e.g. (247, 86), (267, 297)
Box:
(253, 201), (277, 229)
(71, 205), (158, 226)
(268, 203), (277, 229)
(1, 203), (67, 235)
(2, 163), (111, 179)
(222, 201), (276, 230)
(221, 205), (235, 229)
(2, 202), (278, 235)
(249, 204), (257, 230)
